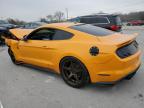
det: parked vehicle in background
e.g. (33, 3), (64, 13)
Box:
(0, 20), (18, 29)
(22, 22), (47, 29)
(0, 27), (7, 45)
(127, 20), (144, 26)
(0, 20), (18, 45)
(69, 13), (122, 32)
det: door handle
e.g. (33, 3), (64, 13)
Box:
(41, 46), (55, 50)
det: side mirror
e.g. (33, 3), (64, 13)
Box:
(23, 35), (28, 41)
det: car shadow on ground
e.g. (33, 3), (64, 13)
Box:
(19, 63), (62, 80)
(17, 63), (138, 92)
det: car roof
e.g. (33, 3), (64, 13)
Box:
(42, 22), (80, 28)
(81, 14), (118, 18)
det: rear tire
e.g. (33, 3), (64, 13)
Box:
(60, 57), (90, 88)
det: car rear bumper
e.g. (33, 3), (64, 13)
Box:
(87, 50), (141, 83)
(95, 64), (140, 85)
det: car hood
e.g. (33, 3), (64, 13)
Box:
(9, 28), (33, 39)
(97, 33), (138, 47)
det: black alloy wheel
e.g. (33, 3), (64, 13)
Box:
(60, 57), (90, 88)
(8, 48), (21, 65)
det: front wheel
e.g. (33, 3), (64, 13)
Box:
(60, 57), (90, 88)
(8, 48), (21, 65)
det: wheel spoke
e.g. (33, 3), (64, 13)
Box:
(73, 74), (80, 81)
(67, 72), (74, 79)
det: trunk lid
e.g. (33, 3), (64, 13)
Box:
(97, 33), (138, 47)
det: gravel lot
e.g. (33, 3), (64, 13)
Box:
(0, 26), (144, 108)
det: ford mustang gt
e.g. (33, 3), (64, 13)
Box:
(4, 23), (141, 88)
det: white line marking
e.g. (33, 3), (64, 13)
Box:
(0, 101), (3, 108)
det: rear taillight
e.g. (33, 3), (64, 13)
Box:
(110, 25), (120, 31)
(116, 41), (138, 59)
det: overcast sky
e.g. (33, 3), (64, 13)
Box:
(0, 0), (144, 22)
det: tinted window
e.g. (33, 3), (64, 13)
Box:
(28, 29), (55, 40)
(70, 24), (114, 36)
(80, 17), (109, 24)
(52, 30), (73, 40)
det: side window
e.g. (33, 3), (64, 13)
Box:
(52, 30), (73, 40)
(80, 17), (109, 24)
(94, 17), (109, 24)
(28, 29), (55, 40)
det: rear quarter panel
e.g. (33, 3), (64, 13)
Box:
(52, 40), (115, 74)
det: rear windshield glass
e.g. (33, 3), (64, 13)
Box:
(70, 24), (114, 36)
(80, 17), (109, 24)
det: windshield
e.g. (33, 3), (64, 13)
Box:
(70, 24), (114, 36)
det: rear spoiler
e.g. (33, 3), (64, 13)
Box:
(117, 33), (138, 47)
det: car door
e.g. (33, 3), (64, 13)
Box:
(18, 28), (56, 67)
(18, 28), (73, 68)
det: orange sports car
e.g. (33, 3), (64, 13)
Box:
(4, 23), (141, 88)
